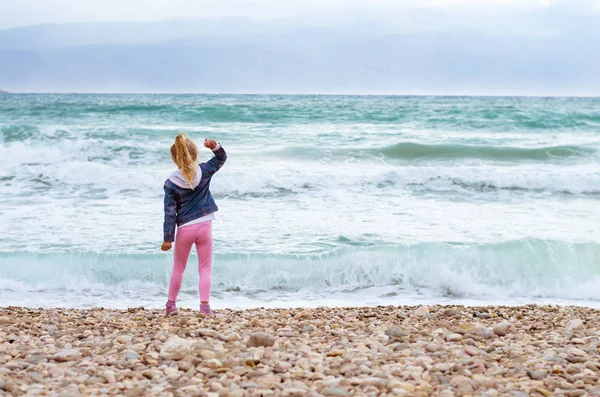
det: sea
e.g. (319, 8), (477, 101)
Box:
(1, 94), (599, 310)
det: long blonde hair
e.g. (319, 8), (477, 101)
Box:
(170, 133), (198, 187)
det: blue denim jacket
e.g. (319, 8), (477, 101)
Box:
(163, 146), (227, 242)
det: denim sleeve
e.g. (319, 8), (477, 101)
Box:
(163, 183), (178, 242)
(200, 146), (227, 178)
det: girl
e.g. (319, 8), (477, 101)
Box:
(161, 133), (227, 317)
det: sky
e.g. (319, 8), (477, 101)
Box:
(0, 0), (598, 29)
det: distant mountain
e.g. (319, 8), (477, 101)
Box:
(0, 13), (599, 95)
(0, 89), (9, 93)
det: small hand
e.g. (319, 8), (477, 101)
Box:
(204, 138), (217, 150)
(161, 242), (172, 251)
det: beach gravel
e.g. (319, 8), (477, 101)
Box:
(0, 305), (599, 396)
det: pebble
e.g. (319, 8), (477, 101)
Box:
(160, 337), (191, 360)
(123, 350), (139, 360)
(116, 335), (132, 344)
(526, 368), (547, 380)
(54, 349), (82, 362)
(322, 387), (349, 396)
(247, 332), (275, 347)
(446, 333), (462, 342)
(442, 308), (462, 317)
(414, 306), (430, 316)
(493, 321), (512, 336)
(567, 319), (584, 331)
(384, 327), (408, 339)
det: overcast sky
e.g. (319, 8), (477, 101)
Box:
(1, 0), (598, 29)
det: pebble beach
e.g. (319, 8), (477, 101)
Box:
(1, 305), (600, 397)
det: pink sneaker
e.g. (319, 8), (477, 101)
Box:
(199, 303), (212, 316)
(165, 301), (178, 317)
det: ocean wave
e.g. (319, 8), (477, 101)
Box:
(1, 239), (600, 302)
(379, 142), (595, 161)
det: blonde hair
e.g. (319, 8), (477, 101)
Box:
(170, 133), (198, 187)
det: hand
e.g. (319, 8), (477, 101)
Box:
(161, 242), (172, 251)
(204, 138), (217, 150)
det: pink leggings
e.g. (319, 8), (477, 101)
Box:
(168, 221), (213, 302)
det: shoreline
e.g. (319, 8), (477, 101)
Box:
(1, 304), (600, 396)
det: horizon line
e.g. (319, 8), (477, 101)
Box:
(1, 91), (599, 99)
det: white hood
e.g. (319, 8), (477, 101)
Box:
(168, 165), (202, 189)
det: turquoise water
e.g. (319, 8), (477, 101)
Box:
(1, 94), (599, 309)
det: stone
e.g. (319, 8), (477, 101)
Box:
(206, 359), (223, 369)
(103, 370), (116, 384)
(303, 325), (316, 332)
(385, 327), (408, 339)
(26, 354), (47, 364)
(465, 346), (480, 356)
(141, 369), (158, 379)
(442, 308), (462, 317)
(160, 337), (191, 361)
(322, 387), (349, 396)
(116, 335), (133, 344)
(284, 389), (307, 396)
(567, 319), (584, 331)
(200, 350), (216, 359)
(446, 333), (462, 342)
(449, 375), (474, 393)
(492, 321), (512, 336)
(414, 306), (430, 316)
(54, 349), (82, 362)
(246, 332), (275, 348)
(123, 350), (139, 360)
(28, 372), (43, 383)
(526, 368), (547, 380)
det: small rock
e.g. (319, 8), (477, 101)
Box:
(450, 375), (474, 393)
(165, 367), (180, 378)
(439, 391), (455, 397)
(123, 350), (139, 360)
(206, 359), (223, 369)
(385, 327), (408, 339)
(569, 391), (586, 397)
(141, 369), (158, 379)
(28, 372), (43, 383)
(303, 325), (316, 332)
(446, 333), (462, 342)
(103, 370), (116, 384)
(322, 387), (349, 396)
(475, 312), (490, 319)
(571, 338), (585, 345)
(423, 313), (437, 320)
(414, 306), (430, 316)
(326, 350), (344, 357)
(566, 319), (584, 331)
(226, 391), (246, 397)
(296, 310), (313, 319)
(465, 346), (480, 356)
(116, 335), (133, 344)
(246, 332), (275, 348)
(200, 350), (216, 359)
(284, 389), (307, 397)
(26, 354), (47, 364)
(160, 337), (191, 361)
(54, 349), (82, 362)
(493, 321), (512, 336)
(443, 308), (462, 317)
(526, 368), (547, 380)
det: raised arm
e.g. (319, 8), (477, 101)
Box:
(200, 139), (227, 177)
